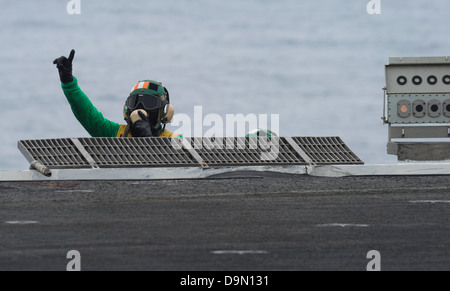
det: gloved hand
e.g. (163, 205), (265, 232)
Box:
(53, 49), (75, 83)
(131, 111), (154, 137)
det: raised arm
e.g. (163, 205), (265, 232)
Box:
(53, 49), (120, 137)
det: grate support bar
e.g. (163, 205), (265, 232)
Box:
(71, 138), (99, 169)
(180, 138), (209, 169)
(285, 137), (315, 165)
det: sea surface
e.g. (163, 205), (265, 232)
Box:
(1, 0), (450, 170)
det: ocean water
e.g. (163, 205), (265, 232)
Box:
(1, 0), (450, 170)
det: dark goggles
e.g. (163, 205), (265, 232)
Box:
(125, 94), (166, 111)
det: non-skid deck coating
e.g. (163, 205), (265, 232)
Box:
(0, 173), (449, 271)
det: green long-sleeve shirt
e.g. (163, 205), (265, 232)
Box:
(61, 77), (121, 137)
(61, 77), (179, 138)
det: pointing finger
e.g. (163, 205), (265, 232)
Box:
(68, 49), (75, 62)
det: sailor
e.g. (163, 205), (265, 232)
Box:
(53, 49), (180, 138)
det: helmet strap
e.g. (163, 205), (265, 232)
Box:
(121, 117), (132, 137)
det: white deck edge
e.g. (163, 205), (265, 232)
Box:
(0, 165), (308, 181)
(307, 163), (450, 177)
(2, 163), (450, 181)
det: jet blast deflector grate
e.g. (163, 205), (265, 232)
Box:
(18, 136), (363, 170)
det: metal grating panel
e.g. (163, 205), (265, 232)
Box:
(18, 136), (363, 169)
(18, 138), (90, 168)
(292, 137), (364, 165)
(189, 137), (308, 166)
(77, 137), (199, 168)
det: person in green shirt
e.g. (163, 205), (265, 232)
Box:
(53, 49), (179, 138)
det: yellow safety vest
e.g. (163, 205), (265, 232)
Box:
(116, 124), (180, 138)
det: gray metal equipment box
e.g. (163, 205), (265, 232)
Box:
(383, 57), (450, 161)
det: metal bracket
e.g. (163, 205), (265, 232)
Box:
(382, 87), (388, 124)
